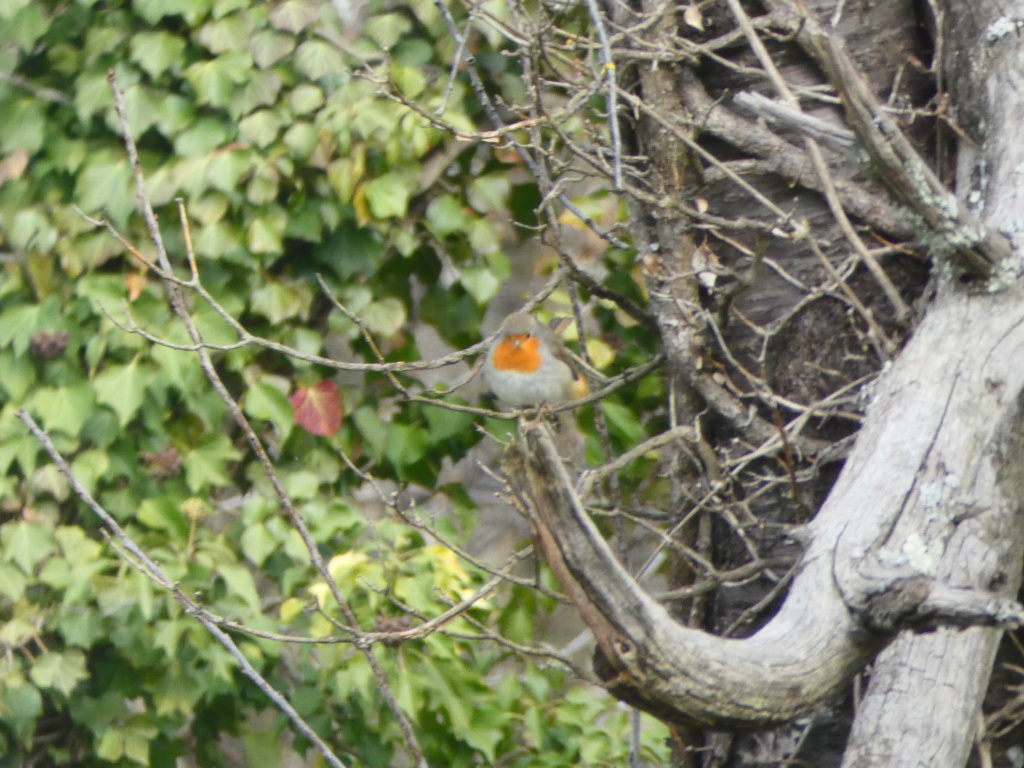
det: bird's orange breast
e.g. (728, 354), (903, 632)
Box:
(491, 334), (542, 373)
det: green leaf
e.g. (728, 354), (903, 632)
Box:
(108, 84), (164, 137)
(289, 83), (324, 114)
(183, 51), (252, 108)
(137, 497), (190, 540)
(468, 218), (501, 255)
(251, 279), (312, 323)
(197, 12), (255, 53)
(70, 449), (110, 498)
(93, 359), (152, 427)
(247, 169), (281, 210)
(283, 122), (318, 159)
(468, 174), (511, 214)
(282, 469), (320, 499)
(130, 31), (187, 79)
(1, 522), (54, 575)
(247, 209), (288, 254)
(460, 267), (501, 305)
(269, 0), (319, 33)
(601, 400), (646, 444)
(392, 65), (426, 98)
(0, 304), (40, 356)
(352, 406), (387, 461)
(326, 157), (363, 204)
(29, 463), (69, 501)
(9, 208), (57, 251)
(238, 109), (283, 148)
(385, 423), (428, 469)
(363, 172), (412, 219)
(6, 3), (47, 52)
(29, 382), (97, 438)
(30, 650), (88, 697)
(0, 562), (28, 601)
(173, 117), (230, 157)
(364, 13), (413, 49)
(183, 434), (242, 491)
(58, 608), (104, 647)
(250, 29), (295, 68)
(240, 524), (278, 567)
(2, 98), (46, 154)
(134, 0), (213, 24)
(244, 382), (294, 441)
(426, 195), (467, 236)
(361, 297), (407, 339)
(0, 0), (32, 21)
(218, 562), (261, 612)
(235, 69), (282, 117)
(74, 151), (134, 222)
(0, 350), (35, 402)
(424, 405), (474, 443)
(0, 681), (42, 743)
(293, 39), (346, 80)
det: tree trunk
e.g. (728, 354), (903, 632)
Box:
(841, 3), (1024, 765)
(504, 1), (1024, 765)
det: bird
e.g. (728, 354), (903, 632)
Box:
(483, 312), (587, 408)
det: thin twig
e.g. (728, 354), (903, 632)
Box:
(582, 0), (622, 188)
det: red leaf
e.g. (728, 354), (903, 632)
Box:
(289, 380), (343, 437)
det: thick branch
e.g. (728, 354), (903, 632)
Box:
(504, 423), (878, 727)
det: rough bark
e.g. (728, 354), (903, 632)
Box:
(839, 3), (1024, 765)
(503, 0), (1024, 765)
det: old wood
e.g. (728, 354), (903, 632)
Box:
(503, 1), (1024, 764)
(838, 2), (1024, 765)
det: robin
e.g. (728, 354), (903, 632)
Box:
(483, 312), (588, 408)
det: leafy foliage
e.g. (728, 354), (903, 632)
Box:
(0, 0), (667, 765)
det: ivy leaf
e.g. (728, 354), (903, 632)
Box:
(240, 524), (278, 568)
(197, 13), (254, 54)
(468, 174), (511, 214)
(0, 681), (42, 743)
(130, 31), (187, 79)
(29, 382), (97, 438)
(364, 13), (413, 49)
(183, 434), (243, 491)
(183, 51), (251, 108)
(385, 423), (428, 469)
(293, 39), (345, 80)
(269, 0), (319, 33)
(425, 195), (467, 237)
(289, 380), (343, 437)
(361, 297), (407, 339)
(30, 650), (88, 697)
(2, 521), (54, 575)
(250, 279), (311, 324)
(244, 382), (294, 441)
(249, 29), (295, 68)
(93, 358), (152, 427)
(289, 84), (324, 114)
(238, 109), (283, 148)
(460, 267), (500, 305)
(363, 172), (412, 219)
(218, 562), (262, 612)
(0, 303), (44, 355)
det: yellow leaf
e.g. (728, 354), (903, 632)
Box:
(557, 210), (587, 230)
(279, 596), (305, 623)
(328, 550), (370, 582)
(307, 581), (331, 609)
(585, 338), (616, 369)
(425, 545), (469, 584)
(352, 184), (370, 227)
